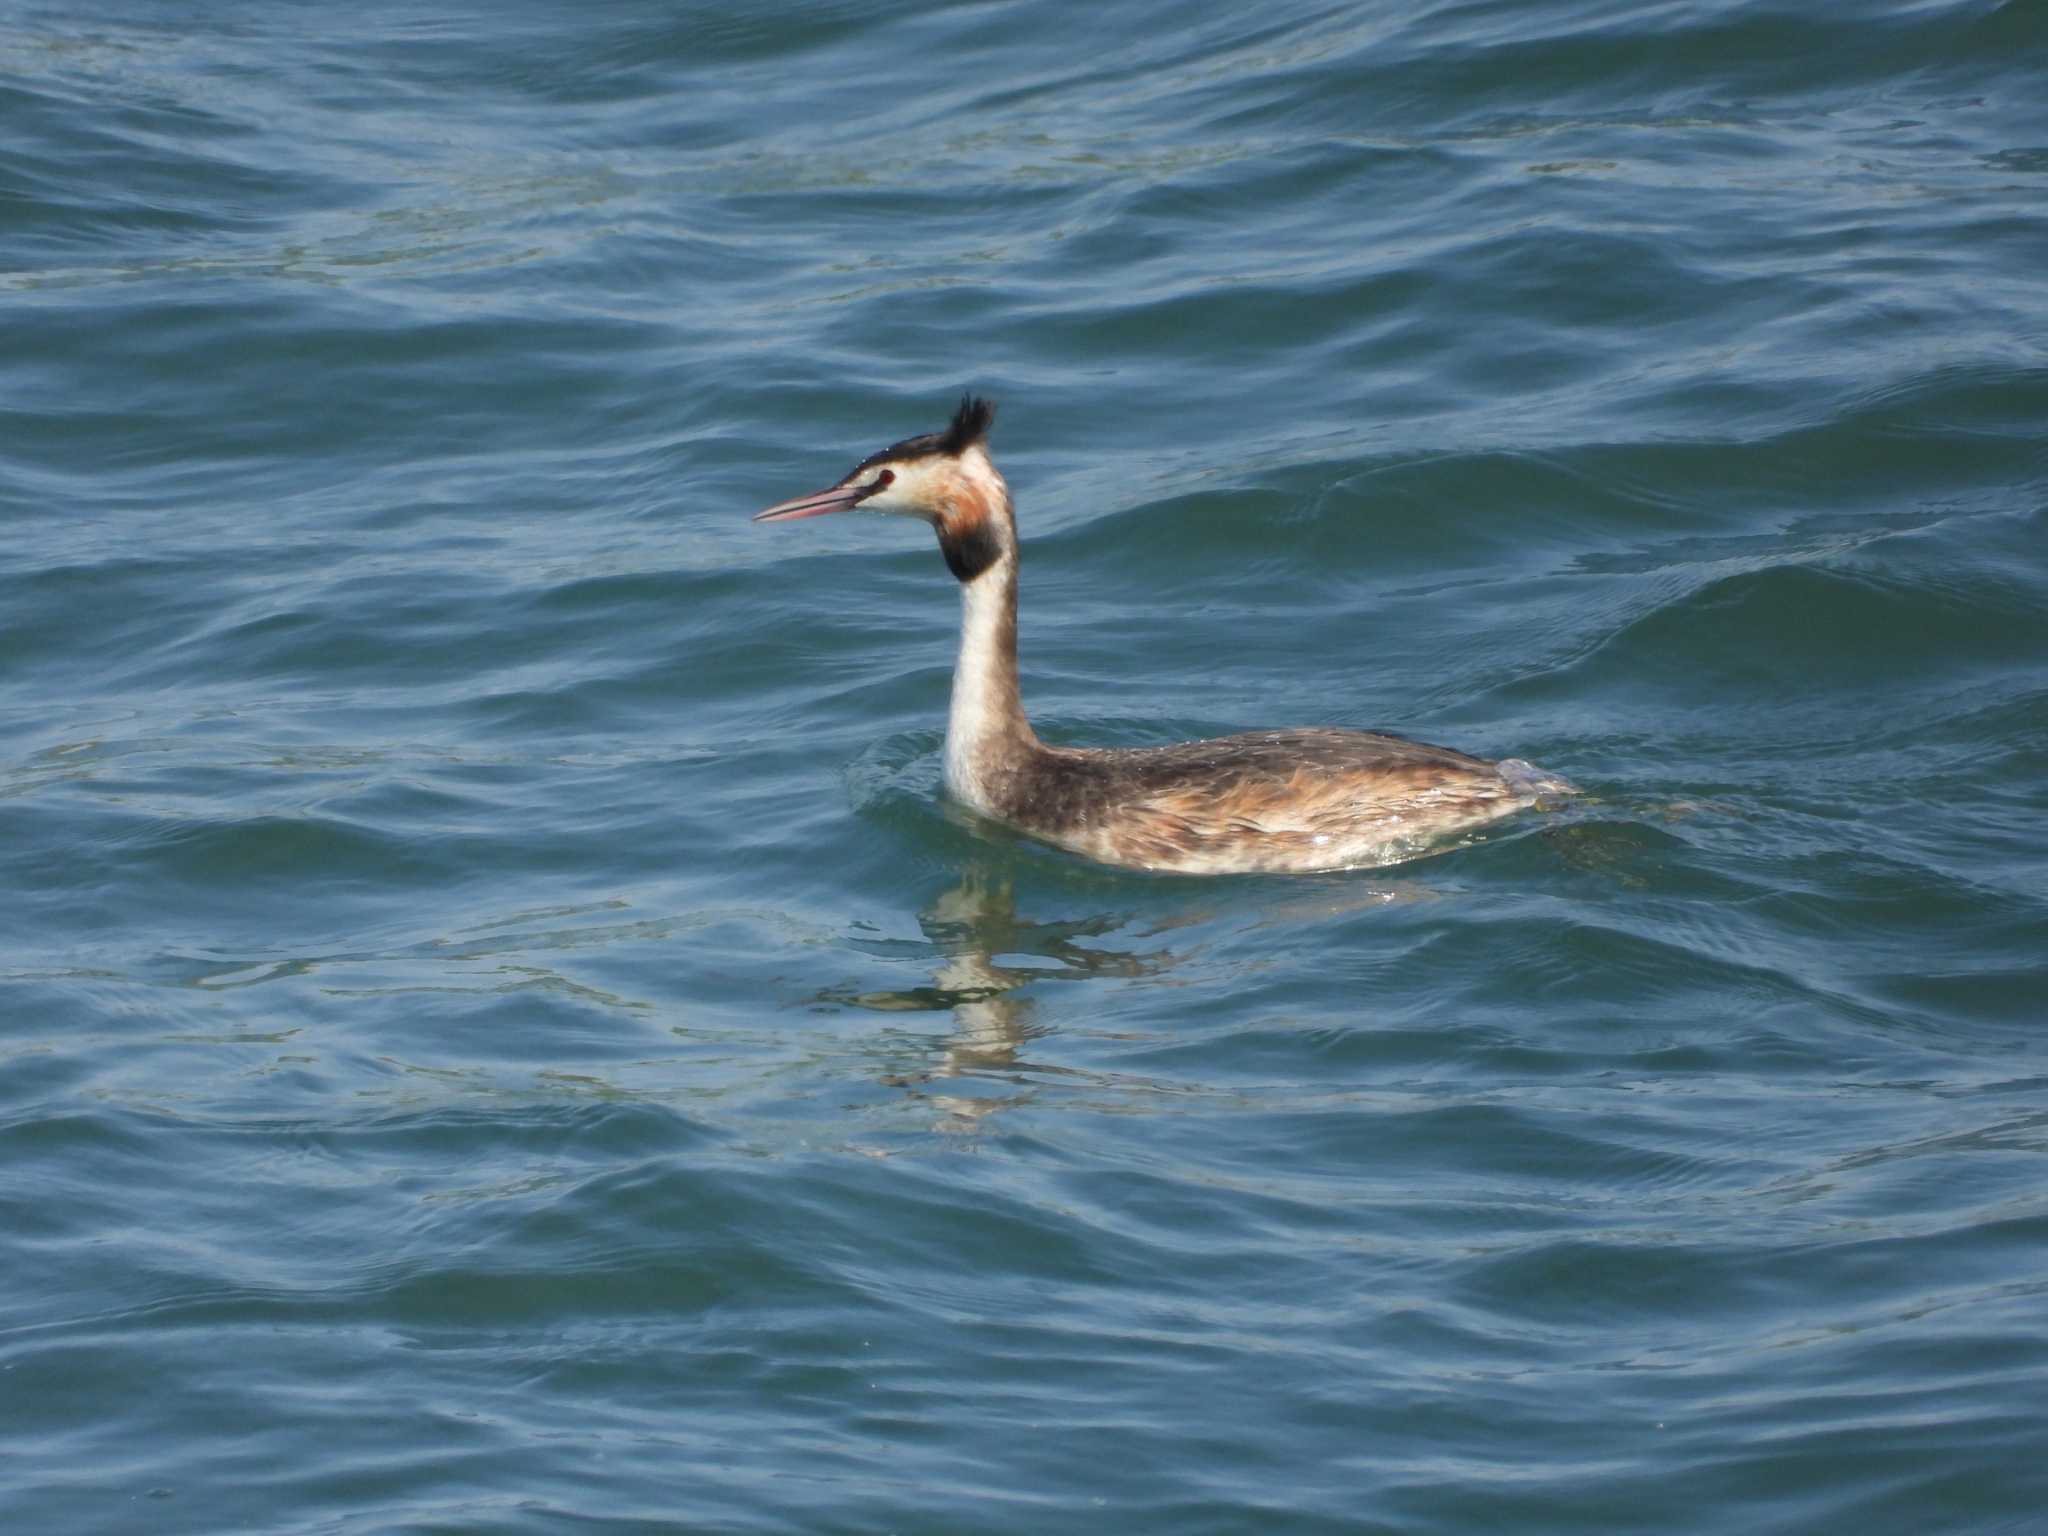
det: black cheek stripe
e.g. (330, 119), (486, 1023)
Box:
(938, 519), (1004, 583)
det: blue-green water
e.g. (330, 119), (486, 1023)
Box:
(5, 2), (2047, 1530)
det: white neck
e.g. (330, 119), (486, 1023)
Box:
(943, 552), (1030, 811)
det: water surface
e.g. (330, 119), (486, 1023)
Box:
(4, 1), (2047, 1530)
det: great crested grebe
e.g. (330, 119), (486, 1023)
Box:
(753, 396), (1570, 875)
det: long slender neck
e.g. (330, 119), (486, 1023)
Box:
(943, 547), (1038, 811)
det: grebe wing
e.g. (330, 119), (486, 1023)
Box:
(1091, 728), (1505, 794)
(1015, 729), (1540, 873)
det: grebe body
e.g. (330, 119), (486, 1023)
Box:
(754, 397), (1569, 875)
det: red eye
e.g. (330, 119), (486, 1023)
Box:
(875, 469), (895, 487)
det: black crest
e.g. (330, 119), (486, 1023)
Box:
(938, 394), (996, 454)
(853, 393), (998, 475)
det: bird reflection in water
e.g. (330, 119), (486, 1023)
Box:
(825, 868), (1175, 1132)
(823, 865), (1431, 1133)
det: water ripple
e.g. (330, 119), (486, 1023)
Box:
(5, 0), (2047, 1530)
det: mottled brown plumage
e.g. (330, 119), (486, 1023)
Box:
(754, 396), (1571, 875)
(978, 730), (1552, 874)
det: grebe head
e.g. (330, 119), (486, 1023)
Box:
(753, 395), (1012, 582)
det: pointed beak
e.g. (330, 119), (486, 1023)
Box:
(752, 483), (865, 523)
